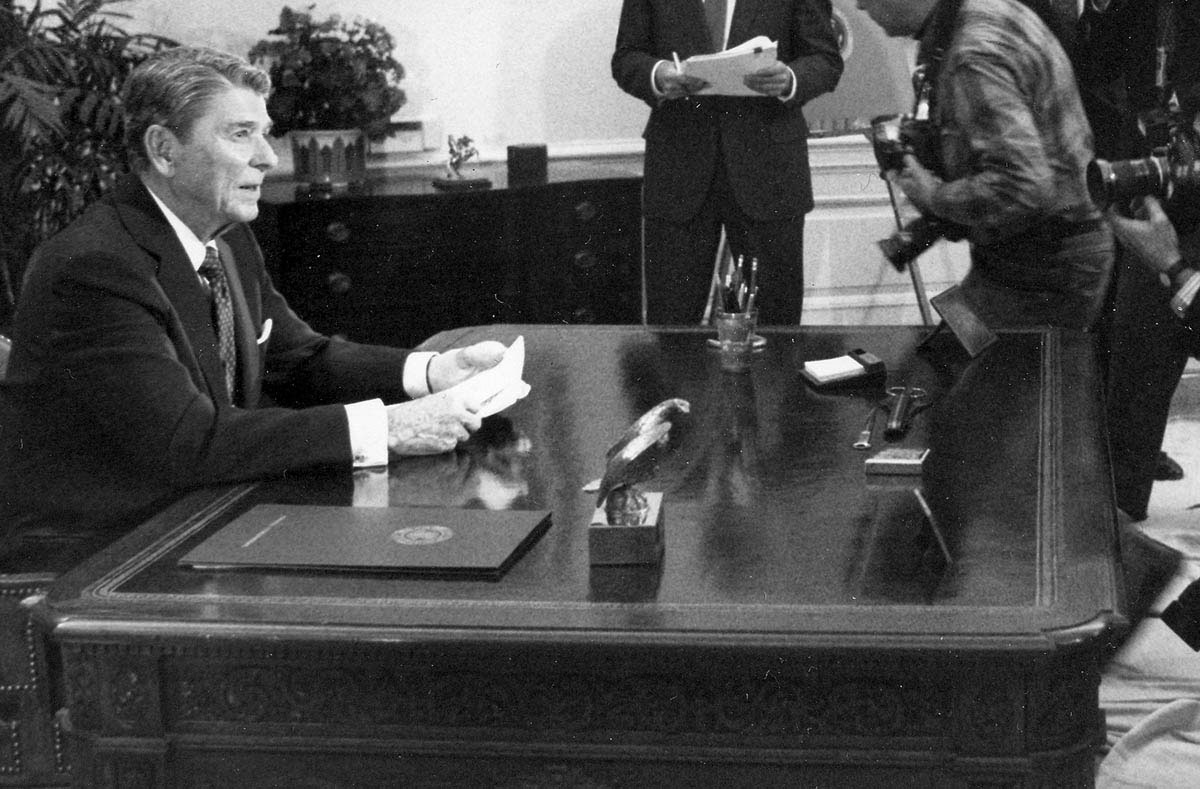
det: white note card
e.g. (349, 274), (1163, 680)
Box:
(443, 335), (531, 417)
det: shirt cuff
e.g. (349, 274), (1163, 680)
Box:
(403, 351), (440, 397)
(1170, 270), (1200, 320)
(778, 66), (797, 102)
(344, 398), (388, 467)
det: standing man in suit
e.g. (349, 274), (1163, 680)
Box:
(0, 47), (505, 561)
(612, 0), (843, 325)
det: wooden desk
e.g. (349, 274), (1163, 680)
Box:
(31, 325), (1124, 787)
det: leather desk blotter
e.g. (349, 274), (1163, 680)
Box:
(179, 504), (551, 580)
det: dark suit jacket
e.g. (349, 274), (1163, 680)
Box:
(0, 176), (415, 543)
(612, 0), (842, 223)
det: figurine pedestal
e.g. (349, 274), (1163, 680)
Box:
(430, 176), (492, 192)
(589, 492), (664, 566)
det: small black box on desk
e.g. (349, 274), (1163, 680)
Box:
(507, 143), (548, 187)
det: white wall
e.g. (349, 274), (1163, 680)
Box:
(123, 0), (917, 158)
(127, 0), (647, 157)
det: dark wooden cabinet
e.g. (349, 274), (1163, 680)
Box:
(253, 158), (643, 347)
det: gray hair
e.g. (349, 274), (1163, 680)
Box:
(122, 46), (271, 171)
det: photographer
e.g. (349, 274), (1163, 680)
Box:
(1078, 0), (1200, 521)
(859, 0), (1113, 330)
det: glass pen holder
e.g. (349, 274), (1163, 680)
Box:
(712, 307), (760, 372)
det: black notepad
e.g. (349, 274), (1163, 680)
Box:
(179, 504), (552, 580)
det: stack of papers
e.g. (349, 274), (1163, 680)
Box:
(682, 36), (778, 97)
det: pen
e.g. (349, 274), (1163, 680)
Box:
(672, 51), (683, 74)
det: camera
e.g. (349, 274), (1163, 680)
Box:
(870, 114), (965, 270)
(869, 113), (938, 177)
(877, 216), (957, 272)
(1087, 111), (1200, 211)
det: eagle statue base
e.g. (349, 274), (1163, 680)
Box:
(589, 491), (664, 566)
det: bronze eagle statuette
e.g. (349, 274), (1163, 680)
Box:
(596, 398), (690, 525)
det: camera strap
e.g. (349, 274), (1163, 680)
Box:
(914, 0), (964, 108)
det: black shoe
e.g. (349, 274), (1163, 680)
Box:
(1155, 451), (1185, 482)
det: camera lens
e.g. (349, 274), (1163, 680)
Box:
(1087, 156), (1167, 208)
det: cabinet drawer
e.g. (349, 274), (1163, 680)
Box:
(278, 193), (505, 251)
(509, 180), (640, 240)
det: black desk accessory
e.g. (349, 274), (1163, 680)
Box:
(507, 143), (548, 187)
(927, 284), (997, 357)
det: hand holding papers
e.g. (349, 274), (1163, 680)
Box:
(678, 36), (780, 97)
(441, 335), (531, 418)
(387, 337), (530, 456)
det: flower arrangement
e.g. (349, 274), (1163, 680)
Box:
(249, 5), (406, 139)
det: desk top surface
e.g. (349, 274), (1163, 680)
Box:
(38, 325), (1122, 654)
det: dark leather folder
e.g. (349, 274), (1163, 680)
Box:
(179, 504), (551, 580)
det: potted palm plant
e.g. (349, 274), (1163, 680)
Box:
(249, 5), (406, 189)
(0, 0), (174, 325)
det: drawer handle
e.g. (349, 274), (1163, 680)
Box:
(571, 306), (598, 323)
(572, 250), (598, 270)
(326, 271), (353, 295)
(574, 201), (598, 223)
(325, 221), (351, 243)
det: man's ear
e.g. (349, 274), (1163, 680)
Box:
(143, 124), (177, 176)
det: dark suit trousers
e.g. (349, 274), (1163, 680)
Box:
(1105, 251), (1195, 520)
(643, 149), (805, 326)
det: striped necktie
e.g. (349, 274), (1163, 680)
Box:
(198, 245), (237, 401)
(706, 0), (727, 50)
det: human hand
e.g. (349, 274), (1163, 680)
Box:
(1106, 196), (1182, 275)
(386, 391), (482, 456)
(888, 154), (941, 215)
(743, 61), (793, 98)
(426, 341), (506, 393)
(655, 62), (708, 99)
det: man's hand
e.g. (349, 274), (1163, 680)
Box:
(655, 62), (708, 99)
(426, 341), (506, 393)
(1106, 196), (1181, 275)
(386, 391), (482, 456)
(743, 61), (793, 98)
(888, 153), (942, 215)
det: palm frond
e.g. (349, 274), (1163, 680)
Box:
(0, 73), (63, 139)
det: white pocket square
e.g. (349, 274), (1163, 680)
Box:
(256, 318), (273, 345)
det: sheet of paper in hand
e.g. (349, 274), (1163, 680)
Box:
(443, 335), (531, 417)
(685, 36), (778, 97)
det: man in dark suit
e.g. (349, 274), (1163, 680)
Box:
(0, 47), (505, 560)
(612, 0), (843, 325)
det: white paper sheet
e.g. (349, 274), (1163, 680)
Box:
(683, 36), (778, 97)
(442, 336), (531, 417)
